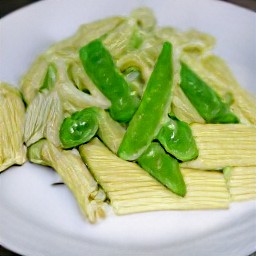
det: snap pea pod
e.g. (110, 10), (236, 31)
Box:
(79, 39), (140, 123)
(59, 107), (99, 149)
(39, 64), (57, 92)
(118, 42), (173, 160)
(157, 117), (198, 161)
(180, 62), (239, 123)
(137, 142), (186, 197)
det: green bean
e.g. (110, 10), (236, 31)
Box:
(118, 42), (173, 160)
(180, 62), (239, 123)
(59, 107), (99, 149)
(39, 64), (57, 92)
(157, 117), (198, 161)
(137, 142), (186, 196)
(79, 39), (140, 122)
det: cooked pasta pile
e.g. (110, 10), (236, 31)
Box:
(0, 8), (255, 223)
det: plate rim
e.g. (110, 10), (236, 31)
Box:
(0, 0), (255, 255)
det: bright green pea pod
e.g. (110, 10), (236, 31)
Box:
(180, 62), (239, 123)
(59, 107), (99, 149)
(118, 42), (173, 160)
(79, 39), (140, 123)
(137, 142), (186, 197)
(157, 117), (198, 161)
(39, 63), (57, 92)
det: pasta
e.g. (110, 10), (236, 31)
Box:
(0, 82), (27, 172)
(181, 124), (256, 170)
(80, 138), (229, 215)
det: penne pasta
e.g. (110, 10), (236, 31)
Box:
(224, 166), (256, 202)
(80, 138), (229, 215)
(28, 139), (108, 223)
(0, 82), (27, 172)
(182, 124), (256, 170)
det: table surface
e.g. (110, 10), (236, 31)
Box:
(0, 0), (255, 255)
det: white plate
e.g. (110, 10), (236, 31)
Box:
(0, 0), (255, 255)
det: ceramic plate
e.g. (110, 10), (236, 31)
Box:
(0, 0), (255, 255)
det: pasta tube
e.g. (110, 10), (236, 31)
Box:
(80, 138), (229, 215)
(24, 91), (63, 146)
(28, 139), (108, 223)
(20, 56), (49, 104)
(97, 109), (126, 154)
(0, 82), (27, 172)
(171, 86), (205, 124)
(224, 166), (256, 201)
(182, 124), (256, 170)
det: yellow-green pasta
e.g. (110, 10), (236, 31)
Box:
(0, 82), (27, 172)
(80, 138), (229, 215)
(224, 166), (256, 201)
(182, 124), (256, 170)
(28, 139), (108, 223)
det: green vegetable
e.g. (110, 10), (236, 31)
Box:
(118, 42), (174, 160)
(137, 142), (186, 196)
(39, 64), (57, 92)
(79, 39), (140, 122)
(157, 117), (198, 161)
(180, 62), (239, 123)
(59, 107), (99, 148)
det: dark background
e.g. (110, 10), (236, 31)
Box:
(1, 0), (256, 18)
(0, 0), (255, 255)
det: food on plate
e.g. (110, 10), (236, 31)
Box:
(1, 8), (255, 223)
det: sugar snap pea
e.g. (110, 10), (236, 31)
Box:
(180, 62), (239, 123)
(79, 39), (140, 123)
(157, 117), (198, 161)
(59, 107), (99, 149)
(118, 42), (173, 160)
(137, 142), (186, 196)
